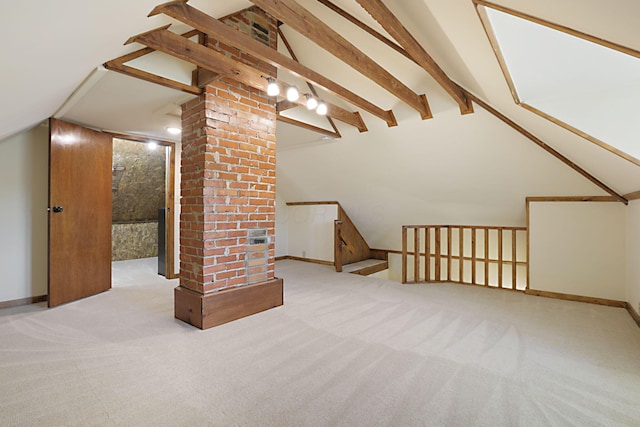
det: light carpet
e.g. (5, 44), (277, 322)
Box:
(1, 258), (639, 426)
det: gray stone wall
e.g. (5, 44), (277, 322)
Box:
(112, 138), (165, 222)
(112, 138), (165, 261)
(112, 222), (159, 261)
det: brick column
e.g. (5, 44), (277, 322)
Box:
(174, 7), (282, 329)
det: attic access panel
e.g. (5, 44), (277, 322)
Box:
(477, 2), (640, 165)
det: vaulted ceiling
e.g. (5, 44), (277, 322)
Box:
(2, 0), (640, 198)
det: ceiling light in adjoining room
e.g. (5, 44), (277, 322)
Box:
(286, 86), (300, 102)
(147, 141), (158, 150)
(166, 127), (181, 135)
(305, 94), (318, 110)
(316, 102), (328, 116)
(265, 77), (280, 97)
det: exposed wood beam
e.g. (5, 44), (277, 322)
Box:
(316, 0), (409, 60)
(624, 191), (640, 201)
(354, 0), (473, 114)
(104, 27), (202, 95)
(103, 60), (201, 95)
(328, 3), (636, 176)
(247, 0), (431, 119)
(278, 27), (340, 135)
(466, 92), (627, 205)
(277, 114), (341, 139)
(195, 67), (222, 88)
(126, 27), (367, 131)
(276, 100), (299, 112)
(149, 1), (395, 127)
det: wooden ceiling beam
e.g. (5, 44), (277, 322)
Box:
(104, 27), (202, 95)
(316, 0), (408, 60)
(247, 0), (432, 119)
(103, 61), (201, 95)
(276, 100), (298, 112)
(354, 0), (473, 115)
(278, 27), (341, 135)
(126, 27), (367, 131)
(277, 114), (341, 139)
(149, 1), (394, 127)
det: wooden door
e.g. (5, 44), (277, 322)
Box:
(48, 119), (112, 307)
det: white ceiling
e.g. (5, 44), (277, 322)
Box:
(1, 0), (639, 194)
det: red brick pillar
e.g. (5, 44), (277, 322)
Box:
(174, 7), (282, 329)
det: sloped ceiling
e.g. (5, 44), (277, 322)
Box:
(1, 0), (639, 201)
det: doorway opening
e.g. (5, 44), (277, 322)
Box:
(111, 136), (176, 279)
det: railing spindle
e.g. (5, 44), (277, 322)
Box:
(498, 229), (503, 288)
(484, 228), (489, 286)
(471, 228), (476, 285)
(425, 227), (430, 282)
(512, 229), (517, 290)
(446, 227), (452, 281)
(414, 227), (420, 283)
(402, 226), (407, 284)
(434, 227), (441, 281)
(401, 224), (526, 290)
(459, 227), (464, 283)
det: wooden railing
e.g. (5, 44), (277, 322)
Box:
(334, 203), (387, 272)
(402, 225), (528, 290)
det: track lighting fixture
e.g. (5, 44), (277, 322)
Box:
(305, 94), (318, 110)
(263, 76), (280, 97)
(286, 86), (300, 102)
(316, 102), (328, 116)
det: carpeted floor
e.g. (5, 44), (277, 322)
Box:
(1, 258), (639, 426)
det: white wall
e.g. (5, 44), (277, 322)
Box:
(275, 193), (289, 258)
(0, 125), (49, 302)
(284, 204), (338, 262)
(626, 200), (640, 315)
(529, 201), (626, 301)
(276, 104), (608, 253)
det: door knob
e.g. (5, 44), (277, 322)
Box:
(52, 206), (64, 213)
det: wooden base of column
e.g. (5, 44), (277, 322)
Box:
(174, 278), (284, 330)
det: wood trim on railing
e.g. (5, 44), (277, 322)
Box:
(381, 248), (527, 264)
(403, 224), (526, 230)
(286, 201), (339, 206)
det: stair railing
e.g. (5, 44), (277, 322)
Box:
(402, 225), (528, 290)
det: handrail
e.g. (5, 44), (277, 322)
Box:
(402, 225), (528, 290)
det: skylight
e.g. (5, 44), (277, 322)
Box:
(478, 3), (640, 164)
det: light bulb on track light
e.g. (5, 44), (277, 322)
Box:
(266, 77), (280, 97)
(316, 102), (328, 116)
(286, 86), (300, 102)
(305, 94), (318, 110)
